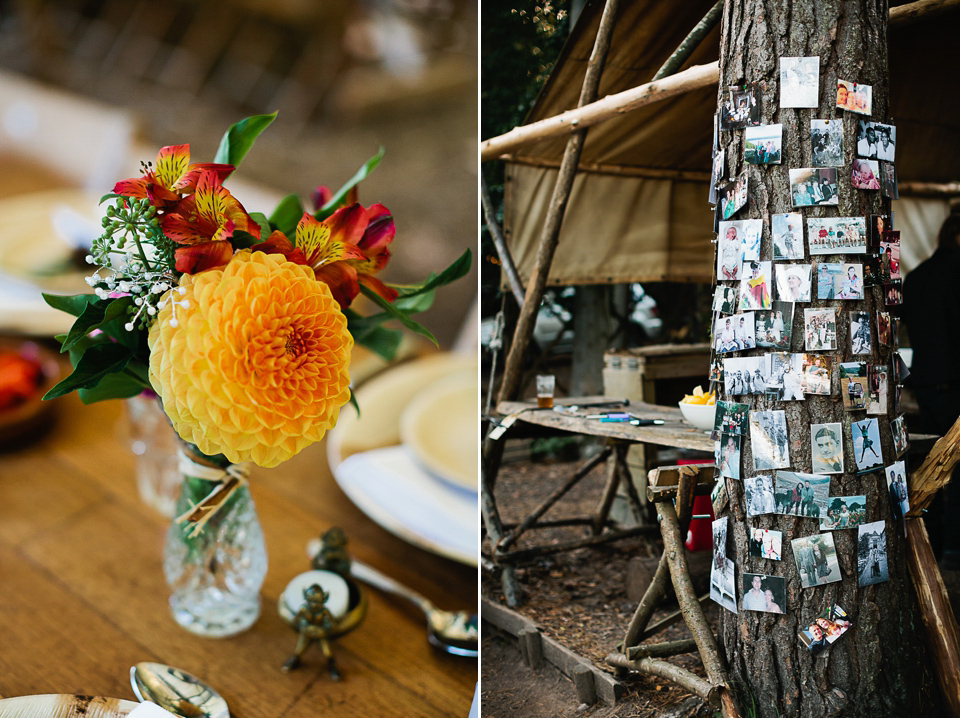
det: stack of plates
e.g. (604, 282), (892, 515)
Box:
(327, 353), (478, 565)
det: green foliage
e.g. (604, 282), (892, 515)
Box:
(314, 149), (385, 221)
(213, 112), (278, 166)
(269, 194), (305, 238)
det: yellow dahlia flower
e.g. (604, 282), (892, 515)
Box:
(148, 250), (353, 467)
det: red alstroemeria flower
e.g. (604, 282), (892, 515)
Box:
(159, 170), (261, 274)
(114, 144), (233, 206)
(257, 205), (396, 309)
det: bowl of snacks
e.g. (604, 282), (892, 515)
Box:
(0, 338), (61, 447)
(678, 386), (717, 432)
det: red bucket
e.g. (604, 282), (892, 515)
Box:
(678, 460), (715, 552)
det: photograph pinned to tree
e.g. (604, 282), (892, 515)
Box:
(886, 459), (909, 535)
(745, 475), (777, 517)
(839, 361), (868, 411)
(720, 171), (749, 220)
(716, 432), (742, 480)
(780, 57), (819, 108)
(880, 230), (901, 280)
(850, 311), (872, 355)
(863, 256), (883, 287)
(877, 312), (892, 346)
(720, 83), (761, 129)
(837, 78), (872, 114)
(723, 355), (768, 396)
(710, 556), (738, 614)
(741, 572), (786, 614)
(721, 218), (763, 261)
(755, 300), (794, 350)
(709, 356), (724, 384)
(744, 124), (782, 164)
(869, 213), (892, 253)
(717, 221), (745, 280)
(713, 286), (738, 314)
(856, 121), (896, 161)
(867, 364), (889, 415)
(711, 399), (749, 441)
(775, 263), (812, 302)
(891, 416), (909, 458)
(749, 410), (790, 470)
(775, 471), (829, 518)
(792, 533), (843, 588)
(817, 263), (863, 300)
(714, 312), (756, 353)
(712, 516), (728, 572)
(884, 281), (903, 307)
(748, 527), (782, 560)
(711, 476), (729, 516)
(807, 216), (867, 254)
(790, 168), (838, 207)
(772, 212), (805, 260)
(852, 417), (883, 473)
(811, 119), (843, 167)
(811, 422), (844, 474)
(801, 354), (832, 395)
(709, 148), (726, 203)
(800, 605), (852, 656)
(858, 520), (889, 587)
(821, 495), (867, 530)
(881, 162), (898, 199)
(739, 260), (772, 311)
(803, 307), (837, 351)
(851, 159), (881, 190)
(767, 352), (804, 401)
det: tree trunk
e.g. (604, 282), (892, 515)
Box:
(715, 2), (940, 716)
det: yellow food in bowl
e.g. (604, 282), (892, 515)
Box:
(680, 385), (716, 405)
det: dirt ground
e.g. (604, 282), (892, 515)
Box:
(481, 453), (960, 718)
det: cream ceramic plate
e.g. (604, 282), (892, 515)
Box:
(0, 695), (138, 718)
(400, 370), (479, 492)
(327, 352), (479, 565)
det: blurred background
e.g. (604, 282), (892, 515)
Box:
(0, 0), (478, 347)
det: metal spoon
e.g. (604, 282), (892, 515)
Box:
(130, 662), (230, 718)
(350, 559), (478, 657)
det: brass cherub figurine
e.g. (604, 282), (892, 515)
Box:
(282, 584), (340, 679)
(311, 526), (351, 575)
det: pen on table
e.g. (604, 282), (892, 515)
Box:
(587, 412), (631, 419)
(629, 419), (665, 426)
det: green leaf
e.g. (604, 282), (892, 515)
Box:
(315, 149), (385, 220)
(60, 296), (134, 353)
(355, 325), (403, 360)
(248, 212), (272, 237)
(393, 289), (435, 314)
(269, 194), (305, 237)
(43, 343), (135, 400)
(358, 285), (437, 346)
(77, 370), (149, 404)
(213, 112), (278, 166)
(348, 388), (360, 417)
(394, 248), (472, 298)
(42, 293), (99, 318)
(99, 193), (122, 204)
(230, 229), (263, 249)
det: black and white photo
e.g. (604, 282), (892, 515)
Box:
(780, 57), (819, 108)
(714, 313), (756, 353)
(792, 533), (843, 588)
(858, 521), (889, 586)
(712, 516), (728, 571)
(767, 352), (804, 401)
(745, 474), (776, 517)
(850, 311), (872, 355)
(713, 286), (738, 314)
(811, 119), (843, 167)
(749, 410), (790, 470)
(755, 301), (793, 350)
(710, 556), (738, 614)
(723, 356), (768, 396)
(811, 422), (843, 474)
(855, 121), (896, 160)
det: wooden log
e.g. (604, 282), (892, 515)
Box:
(652, 0), (723, 80)
(503, 155), (713, 182)
(495, 524), (658, 564)
(519, 627), (544, 671)
(907, 413), (960, 515)
(905, 518), (960, 718)
(480, 173), (525, 308)
(640, 593), (714, 642)
(480, 0), (956, 163)
(606, 653), (718, 706)
(625, 638), (699, 660)
(593, 445), (624, 534)
(623, 551), (671, 647)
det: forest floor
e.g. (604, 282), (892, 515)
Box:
(480, 454), (960, 718)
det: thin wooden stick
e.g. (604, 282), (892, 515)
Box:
(499, 447), (612, 551)
(905, 518), (960, 718)
(495, 525), (658, 564)
(504, 154), (712, 181)
(625, 637), (699, 660)
(907, 413), (960, 515)
(480, 172), (525, 308)
(606, 653), (719, 705)
(494, 0), (622, 406)
(593, 445), (624, 534)
(652, 0), (723, 80)
(480, 0), (955, 163)
(640, 593), (713, 642)
(623, 551), (672, 648)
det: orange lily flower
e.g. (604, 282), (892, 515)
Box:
(113, 144), (233, 206)
(159, 170), (261, 274)
(259, 206), (396, 309)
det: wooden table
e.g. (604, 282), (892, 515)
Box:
(483, 397), (713, 605)
(0, 392), (477, 716)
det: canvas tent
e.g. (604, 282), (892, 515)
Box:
(498, 0), (960, 287)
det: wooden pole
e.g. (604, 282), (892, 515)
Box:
(480, 172), (526, 308)
(480, 0), (958, 163)
(652, 0), (723, 80)
(494, 0), (622, 406)
(905, 518), (960, 718)
(606, 653), (719, 705)
(907, 413), (960, 515)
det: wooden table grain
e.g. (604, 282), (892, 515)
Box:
(0, 392), (477, 717)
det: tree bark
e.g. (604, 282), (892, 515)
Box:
(715, 2), (940, 716)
